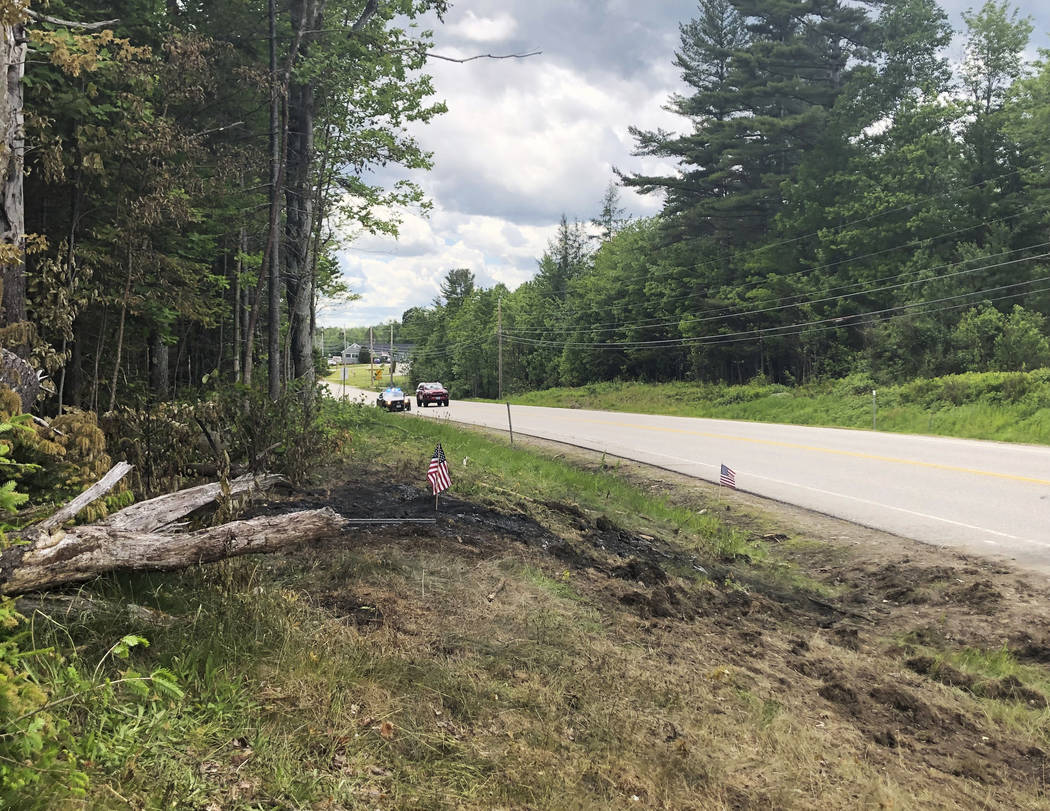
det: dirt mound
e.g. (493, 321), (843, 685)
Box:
(945, 580), (1002, 613)
(980, 675), (1047, 705)
(849, 561), (956, 604)
(905, 655), (976, 689)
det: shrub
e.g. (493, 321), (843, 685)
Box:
(103, 381), (343, 493)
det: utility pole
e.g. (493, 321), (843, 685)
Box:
(497, 296), (503, 400)
(390, 322), (394, 381)
(369, 326), (374, 386)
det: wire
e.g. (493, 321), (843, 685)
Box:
(404, 168), (1050, 361)
(406, 275), (1050, 364)
(504, 206), (1047, 329)
(502, 246), (1050, 337)
(500, 272), (1050, 349)
(683, 283), (1050, 348)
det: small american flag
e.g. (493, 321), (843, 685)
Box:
(719, 463), (736, 489)
(427, 443), (452, 494)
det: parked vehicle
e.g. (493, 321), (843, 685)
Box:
(416, 381), (449, 407)
(377, 386), (411, 412)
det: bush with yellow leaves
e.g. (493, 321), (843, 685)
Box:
(0, 386), (130, 522)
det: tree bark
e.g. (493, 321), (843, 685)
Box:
(233, 227), (243, 383)
(149, 330), (169, 400)
(107, 243), (134, 412)
(284, 0), (322, 386)
(0, 16), (26, 329)
(4, 465), (332, 595)
(101, 472), (286, 533)
(267, 0), (282, 400)
(1, 508), (347, 595)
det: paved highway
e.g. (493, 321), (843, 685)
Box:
(329, 383), (1050, 569)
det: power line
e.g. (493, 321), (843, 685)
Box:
(500, 272), (1050, 349)
(506, 207), (1048, 331)
(407, 270), (1050, 363)
(683, 283), (1050, 349)
(503, 246), (1050, 337)
(404, 167), (1050, 363)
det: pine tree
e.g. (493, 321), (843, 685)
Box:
(624, 0), (880, 246)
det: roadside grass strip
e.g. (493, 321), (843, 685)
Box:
(494, 370), (1050, 445)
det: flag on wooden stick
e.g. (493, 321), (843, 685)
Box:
(719, 464), (736, 489)
(427, 444), (452, 494)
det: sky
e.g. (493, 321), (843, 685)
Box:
(320, 0), (1050, 329)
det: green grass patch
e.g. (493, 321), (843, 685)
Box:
(331, 399), (756, 565)
(324, 362), (411, 390)
(491, 369), (1050, 444)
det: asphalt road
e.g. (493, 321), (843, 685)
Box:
(329, 383), (1050, 569)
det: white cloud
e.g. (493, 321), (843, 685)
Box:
(446, 10), (517, 43)
(322, 1), (695, 326)
(323, 206), (555, 327)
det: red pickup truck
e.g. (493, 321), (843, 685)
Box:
(415, 382), (449, 407)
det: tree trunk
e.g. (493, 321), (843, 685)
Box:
(100, 472), (287, 533)
(91, 305), (107, 412)
(1, 508), (346, 595)
(267, 0), (282, 400)
(2, 465), (316, 595)
(66, 330), (82, 408)
(285, 74), (318, 385)
(0, 17), (26, 329)
(284, 0), (326, 389)
(234, 227), (243, 383)
(107, 244), (134, 412)
(149, 329), (169, 400)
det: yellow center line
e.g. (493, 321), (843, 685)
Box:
(575, 416), (1050, 487)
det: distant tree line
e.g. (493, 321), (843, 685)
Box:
(407, 0), (1050, 397)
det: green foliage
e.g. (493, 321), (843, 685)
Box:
(0, 386), (130, 524)
(103, 382), (344, 494)
(0, 603), (181, 809)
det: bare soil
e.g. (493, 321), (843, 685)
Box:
(250, 437), (1050, 808)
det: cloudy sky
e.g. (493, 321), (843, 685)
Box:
(321, 0), (1050, 328)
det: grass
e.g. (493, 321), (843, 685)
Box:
(340, 402), (758, 565)
(7, 400), (1050, 808)
(493, 369), (1050, 445)
(323, 362), (412, 390)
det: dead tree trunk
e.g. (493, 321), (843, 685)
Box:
(1, 465), (344, 595)
(1, 508), (346, 595)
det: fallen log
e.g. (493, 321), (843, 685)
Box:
(100, 473), (287, 533)
(1, 507), (347, 595)
(35, 461), (134, 533)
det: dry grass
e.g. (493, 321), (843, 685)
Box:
(168, 530), (1043, 810)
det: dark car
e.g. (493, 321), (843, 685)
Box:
(416, 381), (449, 407)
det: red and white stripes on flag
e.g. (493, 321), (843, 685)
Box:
(719, 463), (736, 489)
(427, 443), (452, 495)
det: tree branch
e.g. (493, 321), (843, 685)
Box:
(24, 11), (119, 30)
(349, 0), (379, 34)
(426, 50), (542, 63)
(35, 462), (132, 533)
